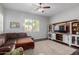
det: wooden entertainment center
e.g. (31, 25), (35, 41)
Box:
(48, 19), (79, 47)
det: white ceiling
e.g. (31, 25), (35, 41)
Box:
(1, 3), (79, 17)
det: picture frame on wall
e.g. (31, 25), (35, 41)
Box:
(10, 21), (20, 28)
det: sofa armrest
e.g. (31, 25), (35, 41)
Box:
(0, 46), (11, 52)
(26, 36), (32, 37)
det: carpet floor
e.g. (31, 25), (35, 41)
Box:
(24, 40), (77, 55)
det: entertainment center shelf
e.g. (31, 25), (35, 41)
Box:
(48, 19), (79, 47)
(56, 33), (63, 41)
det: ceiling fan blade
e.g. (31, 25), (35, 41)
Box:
(34, 7), (40, 11)
(43, 6), (50, 8)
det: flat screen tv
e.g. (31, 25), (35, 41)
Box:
(54, 25), (67, 33)
(59, 26), (64, 31)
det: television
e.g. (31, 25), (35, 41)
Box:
(54, 25), (67, 33)
(59, 26), (65, 31)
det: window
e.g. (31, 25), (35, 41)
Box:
(24, 19), (40, 32)
(32, 20), (40, 32)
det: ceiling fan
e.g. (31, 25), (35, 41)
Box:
(34, 3), (51, 13)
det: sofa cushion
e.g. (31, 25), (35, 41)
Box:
(15, 38), (34, 50)
(0, 36), (6, 47)
(16, 38), (34, 44)
(5, 33), (27, 39)
(5, 33), (18, 39)
(0, 46), (11, 52)
(18, 33), (27, 38)
(4, 40), (16, 46)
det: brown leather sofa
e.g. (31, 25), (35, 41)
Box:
(0, 35), (15, 55)
(0, 33), (34, 54)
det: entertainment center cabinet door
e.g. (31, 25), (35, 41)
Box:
(63, 34), (69, 44)
(51, 33), (56, 40)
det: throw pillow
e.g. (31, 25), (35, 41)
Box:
(5, 47), (23, 55)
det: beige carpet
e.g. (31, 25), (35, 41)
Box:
(24, 40), (77, 55)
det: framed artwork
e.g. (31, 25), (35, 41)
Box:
(10, 22), (20, 28)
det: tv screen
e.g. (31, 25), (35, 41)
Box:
(59, 26), (64, 31)
(54, 25), (67, 33)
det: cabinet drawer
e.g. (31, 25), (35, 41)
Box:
(56, 34), (63, 41)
